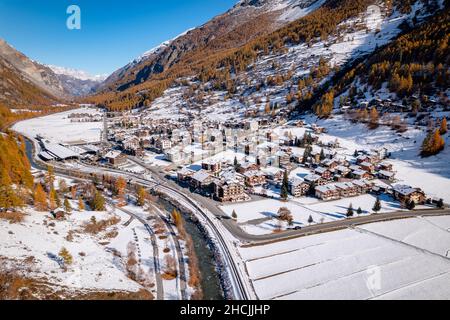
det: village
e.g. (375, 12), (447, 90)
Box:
(32, 108), (433, 218)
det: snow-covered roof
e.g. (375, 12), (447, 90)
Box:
(42, 142), (79, 160)
(104, 150), (122, 159)
(379, 170), (395, 177)
(393, 185), (422, 196)
(316, 184), (337, 193)
(192, 170), (211, 183)
(244, 170), (265, 178)
(304, 174), (321, 182)
(335, 182), (355, 190)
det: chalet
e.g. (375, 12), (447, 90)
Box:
(359, 161), (375, 173)
(393, 185), (426, 204)
(238, 162), (259, 174)
(378, 170), (395, 182)
(191, 170), (213, 190)
(379, 162), (393, 171)
(353, 179), (372, 194)
(356, 155), (372, 164)
(352, 169), (373, 180)
(155, 138), (172, 152)
(214, 181), (247, 202)
(104, 151), (127, 167)
(275, 151), (291, 168)
(177, 167), (195, 182)
(315, 185), (340, 201)
(336, 165), (351, 176)
(335, 182), (359, 197)
(315, 167), (332, 180)
(244, 170), (266, 187)
(304, 174), (326, 186)
(289, 179), (310, 197)
(201, 160), (222, 174)
(51, 209), (66, 220)
(262, 167), (284, 183)
(321, 159), (339, 169)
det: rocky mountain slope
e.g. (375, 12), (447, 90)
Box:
(0, 39), (108, 107)
(99, 0), (326, 92)
(90, 0), (446, 114)
(0, 39), (66, 99)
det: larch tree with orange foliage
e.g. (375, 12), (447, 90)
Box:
(440, 117), (448, 135)
(34, 183), (48, 211)
(421, 129), (445, 157)
(115, 177), (127, 207)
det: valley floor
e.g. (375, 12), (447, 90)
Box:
(237, 216), (450, 300)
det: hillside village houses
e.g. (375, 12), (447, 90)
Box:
(102, 111), (427, 206)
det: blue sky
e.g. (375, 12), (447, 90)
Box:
(0, 0), (237, 75)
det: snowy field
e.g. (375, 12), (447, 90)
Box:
(238, 216), (450, 300)
(221, 199), (335, 229)
(13, 107), (103, 144)
(221, 193), (404, 235)
(0, 204), (142, 293)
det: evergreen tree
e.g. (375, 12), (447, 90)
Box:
(319, 148), (326, 161)
(70, 186), (77, 199)
(308, 215), (314, 224)
(232, 210), (238, 220)
(233, 156), (239, 170)
(406, 199), (416, 210)
(373, 197), (382, 213)
(91, 191), (106, 211)
(34, 183), (48, 212)
(347, 203), (354, 217)
(280, 170), (289, 201)
(437, 198), (444, 209)
(357, 207), (363, 215)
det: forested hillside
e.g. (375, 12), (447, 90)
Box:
(0, 132), (33, 212)
(88, 0), (377, 110)
(333, 5), (449, 110)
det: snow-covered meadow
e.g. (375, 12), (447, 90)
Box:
(238, 216), (450, 300)
(13, 107), (103, 144)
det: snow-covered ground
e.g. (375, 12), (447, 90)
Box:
(237, 216), (450, 300)
(221, 193), (404, 235)
(13, 107), (103, 144)
(0, 204), (141, 294)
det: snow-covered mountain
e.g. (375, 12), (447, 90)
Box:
(47, 65), (108, 97)
(47, 65), (108, 82)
